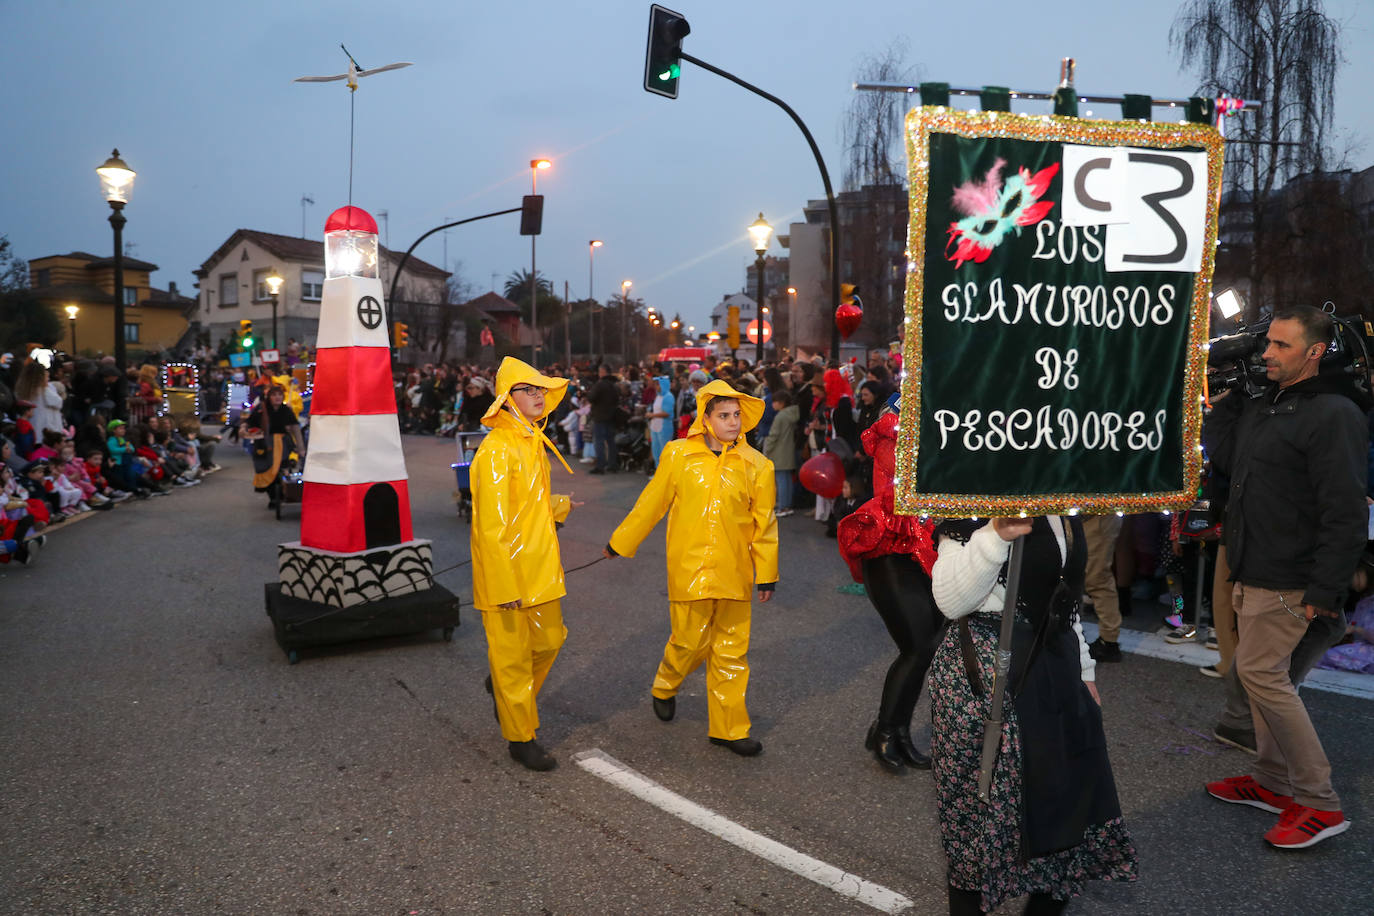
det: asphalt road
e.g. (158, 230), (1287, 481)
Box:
(3, 433), (1372, 915)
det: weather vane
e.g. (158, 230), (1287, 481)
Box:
(295, 44), (412, 207)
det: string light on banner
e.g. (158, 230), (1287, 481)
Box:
(158, 362), (202, 419)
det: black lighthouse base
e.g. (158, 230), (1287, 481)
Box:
(264, 582), (462, 664)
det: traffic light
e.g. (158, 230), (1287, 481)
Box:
(520, 195), (544, 236)
(393, 321), (410, 348)
(239, 319), (254, 349)
(644, 4), (690, 99)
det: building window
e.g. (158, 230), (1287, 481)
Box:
(35, 268), (50, 287)
(123, 287), (138, 306)
(219, 273), (238, 307)
(301, 269), (323, 301)
(123, 324), (141, 342)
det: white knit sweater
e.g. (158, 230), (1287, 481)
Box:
(931, 518), (1096, 682)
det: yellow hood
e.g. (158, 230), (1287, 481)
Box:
(687, 379), (764, 441)
(482, 357), (568, 426)
(481, 356), (571, 473)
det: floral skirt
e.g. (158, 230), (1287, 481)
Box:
(930, 614), (1138, 911)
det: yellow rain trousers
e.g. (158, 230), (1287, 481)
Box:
(471, 357), (575, 741)
(610, 379), (778, 739)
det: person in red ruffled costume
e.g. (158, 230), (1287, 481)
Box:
(837, 406), (944, 773)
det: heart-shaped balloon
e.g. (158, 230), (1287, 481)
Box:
(835, 302), (862, 340)
(799, 451), (845, 499)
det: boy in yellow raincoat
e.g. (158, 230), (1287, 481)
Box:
(604, 380), (779, 756)
(471, 357), (579, 771)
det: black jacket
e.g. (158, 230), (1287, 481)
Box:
(1204, 372), (1369, 611)
(588, 376), (620, 424)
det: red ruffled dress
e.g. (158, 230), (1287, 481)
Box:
(836, 413), (938, 581)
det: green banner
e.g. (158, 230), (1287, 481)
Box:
(895, 108), (1224, 518)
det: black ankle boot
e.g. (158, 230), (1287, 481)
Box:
(865, 721), (906, 772)
(508, 739), (557, 771)
(893, 725), (932, 769)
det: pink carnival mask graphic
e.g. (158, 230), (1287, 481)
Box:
(945, 159), (1059, 268)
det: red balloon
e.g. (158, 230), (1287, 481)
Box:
(799, 451), (845, 499)
(835, 302), (863, 340)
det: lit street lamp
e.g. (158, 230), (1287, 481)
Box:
(65, 304), (79, 354)
(529, 158), (551, 365)
(747, 212), (773, 364)
(96, 149), (135, 367)
(265, 270), (284, 350)
(589, 239), (603, 359)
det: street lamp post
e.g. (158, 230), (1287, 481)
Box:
(786, 287), (796, 358)
(588, 239), (603, 361)
(620, 279), (632, 366)
(65, 304), (79, 354)
(265, 270), (284, 350)
(96, 149), (135, 368)
(747, 213), (773, 365)
(530, 158), (551, 366)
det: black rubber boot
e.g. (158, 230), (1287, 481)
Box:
(1023, 892), (1068, 915)
(508, 740), (557, 771)
(893, 725), (932, 769)
(865, 721), (907, 772)
(652, 695), (676, 721)
(948, 884), (984, 915)
(709, 736), (762, 756)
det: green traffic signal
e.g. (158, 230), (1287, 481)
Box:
(644, 4), (689, 100)
(242, 335), (253, 348)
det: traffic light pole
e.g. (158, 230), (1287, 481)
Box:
(679, 51), (841, 358)
(387, 206), (524, 349)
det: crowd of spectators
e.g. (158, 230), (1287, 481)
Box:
(1, 349), (221, 567)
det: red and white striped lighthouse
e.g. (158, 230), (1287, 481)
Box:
(299, 205), (413, 553)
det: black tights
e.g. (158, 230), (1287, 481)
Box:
(948, 885), (1068, 915)
(862, 554), (946, 726)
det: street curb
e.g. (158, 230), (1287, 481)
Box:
(1082, 621), (1374, 701)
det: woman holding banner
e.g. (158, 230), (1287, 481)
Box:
(929, 515), (1137, 914)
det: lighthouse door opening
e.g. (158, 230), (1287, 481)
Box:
(363, 483), (403, 548)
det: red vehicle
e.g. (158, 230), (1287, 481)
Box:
(656, 347), (713, 365)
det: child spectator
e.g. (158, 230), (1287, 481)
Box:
(84, 450), (130, 502)
(761, 390), (799, 516)
(0, 510), (44, 565)
(56, 442), (112, 509)
(12, 400), (38, 458)
(28, 429), (64, 463)
(15, 460), (57, 525)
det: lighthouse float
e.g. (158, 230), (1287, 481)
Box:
(264, 206), (460, 662)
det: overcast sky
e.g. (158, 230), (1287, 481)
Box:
(4, 0), (1372, 335)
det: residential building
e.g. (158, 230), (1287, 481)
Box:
(193, 229), (449, 354)
(28, 251), (193, 360)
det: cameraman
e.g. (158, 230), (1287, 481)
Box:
(1201, 306), (1366, 849)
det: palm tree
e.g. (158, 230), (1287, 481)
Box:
(502, 269), (553, 308)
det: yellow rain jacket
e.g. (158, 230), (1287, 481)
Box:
(470, 358), (574, 612)
(610, 379), (778, 601)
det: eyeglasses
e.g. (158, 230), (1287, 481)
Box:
(510, 385), (545, 397)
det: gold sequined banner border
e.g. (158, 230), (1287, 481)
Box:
(894, 107), (1225, 519)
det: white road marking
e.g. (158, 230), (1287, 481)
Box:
(1081, 622), (1374, 700)
(572, 748), (913, 914)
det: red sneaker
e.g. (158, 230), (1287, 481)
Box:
(1205, 775), (1294, 814)
(1264, 805), (1350, 849)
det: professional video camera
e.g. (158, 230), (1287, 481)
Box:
(1205, 306), (1373, 400)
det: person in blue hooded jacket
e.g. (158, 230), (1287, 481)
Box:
(646, 374), (675, 467)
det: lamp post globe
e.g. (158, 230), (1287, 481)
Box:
(96, 149), (135, 367)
